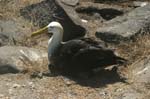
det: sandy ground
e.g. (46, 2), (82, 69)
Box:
(0, 0), (150, 99)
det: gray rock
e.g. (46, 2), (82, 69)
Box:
(0, 21), (18, 37)
(75, 2), (130, 36)
(0, 20), (18, 46)
(55, 0), (86, 41)
(61, 0), (79, 6)
(20, 0), (86, 41)
(133, 1), (149, 7)
(0, 46), (47, 74)
(0, 34), (9, 46)
(0, 20), (30, 46)
(96, 4), (150, 43)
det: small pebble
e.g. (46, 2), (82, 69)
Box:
(12, 83), (21, 88)
(28, 82), (35, 89)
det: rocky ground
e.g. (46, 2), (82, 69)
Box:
(0, 0), (150, 99)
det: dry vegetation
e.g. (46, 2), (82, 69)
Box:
(114, 34), (150, 80)
(0, 0), (150, 98)
(117, 34), (150, 64)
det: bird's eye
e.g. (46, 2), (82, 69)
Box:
(50, 26), (54, 29)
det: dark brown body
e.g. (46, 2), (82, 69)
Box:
(49, 38), (126, 74)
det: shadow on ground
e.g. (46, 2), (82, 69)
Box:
(0, 64), (20, 74)
(41, 67), (127, 88)
(76, 7), (123, 21)
(69, 68), (126, 88)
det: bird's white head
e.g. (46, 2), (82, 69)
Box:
(31, 21), (63, 37)
(47, 21), (63, 35)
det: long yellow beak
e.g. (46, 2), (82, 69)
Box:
(31, 26), (48, 37)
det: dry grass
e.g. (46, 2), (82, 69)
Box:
(117, 34), (150, 64)
(111, 34), (150, 82)
(0, 0), (42, 19)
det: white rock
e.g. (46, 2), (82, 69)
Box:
(81, 19), (88, 23)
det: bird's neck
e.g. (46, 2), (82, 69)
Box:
(48, 30), (63, 59)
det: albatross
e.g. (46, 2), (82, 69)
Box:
(31, 21), (126, 75)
